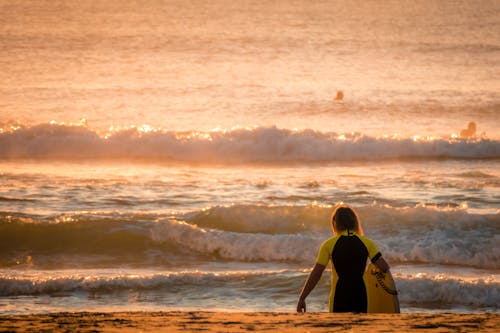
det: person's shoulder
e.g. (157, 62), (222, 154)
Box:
(320, 235), (341, 248)
(355, 234), (377, 246)
(355, 234), (380, 252)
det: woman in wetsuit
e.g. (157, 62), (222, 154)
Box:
(297, 205), (390, 313)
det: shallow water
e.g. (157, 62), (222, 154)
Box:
(0, 161), (498, 313)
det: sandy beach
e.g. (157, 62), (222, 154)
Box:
(0, 312), (498, 333)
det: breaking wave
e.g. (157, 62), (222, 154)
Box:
(0, 270), (498, 310)
(1, 204), (498, 269)
(396, 273), (499, 309)
(1, 124), (498, 163)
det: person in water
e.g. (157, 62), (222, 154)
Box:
(297, 205), (390, 313)
(460, 121), (476, 138)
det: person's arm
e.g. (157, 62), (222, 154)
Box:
(362, 236), (390, 273)
(374, 256), (390, 273)
(297, 263), (326, 313)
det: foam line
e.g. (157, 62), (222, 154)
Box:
(1, 124), (498, 162)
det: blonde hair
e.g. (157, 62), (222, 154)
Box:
(331, 205), (364, 235)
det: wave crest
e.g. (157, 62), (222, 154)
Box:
(1, 204), (498, 269)
(1, 270), (498, 309)
(1, 124), (498, 163)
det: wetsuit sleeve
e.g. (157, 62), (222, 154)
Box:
(315, 240), (331, 266)
(360, 236), (382, 263)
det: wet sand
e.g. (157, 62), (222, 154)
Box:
(0, 312), (498, 332)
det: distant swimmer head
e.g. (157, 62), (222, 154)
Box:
(334, 90), (344, 101)
(331, 205), (364, 235)
(460, 121), (476, 138)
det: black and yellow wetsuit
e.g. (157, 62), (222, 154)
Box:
(316, 230), (381, 312)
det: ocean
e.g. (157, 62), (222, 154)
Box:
(0, 0), (499, 314)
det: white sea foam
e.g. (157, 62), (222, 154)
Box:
(1, 204), (498, 269)
(1, 269), (498, 309)
(395, 273), (500, 308)
(362, 205), (500, 269)
(156, 213), (500, 269)
(179, 204), (500, 269)
(1, 124), (498, 162)
(150, 218), (317, 263)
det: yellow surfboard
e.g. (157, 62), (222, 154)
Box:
(363, 264), (400, 313)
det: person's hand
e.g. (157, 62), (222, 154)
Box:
(296, 298), (306, 313)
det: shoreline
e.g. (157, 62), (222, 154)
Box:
(1, 311), (498, 332)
